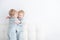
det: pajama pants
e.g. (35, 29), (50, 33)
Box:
(8, 24), (23, 40)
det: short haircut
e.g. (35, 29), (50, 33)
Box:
(18, 10), (24, 14)
(9, 9), (16, 17)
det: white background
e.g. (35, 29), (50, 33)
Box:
(0, 0), (60, 40)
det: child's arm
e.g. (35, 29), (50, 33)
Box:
(15, 18), (20, 24)
(6, 16), (10, 19)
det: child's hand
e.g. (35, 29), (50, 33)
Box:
(6, 16), (10, 19)
(15, 21), (20, 24)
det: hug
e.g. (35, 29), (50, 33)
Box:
(7, 9), (24, 40)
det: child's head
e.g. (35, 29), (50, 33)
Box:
(18, 10), (24, 18)
(9, 9), (18, 17)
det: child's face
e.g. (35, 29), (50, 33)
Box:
(18, 12), (24, 18)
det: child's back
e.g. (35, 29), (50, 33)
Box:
(8, 9), (19, 40)
(9, 17), (17, 28)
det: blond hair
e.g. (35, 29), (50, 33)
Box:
(18, 10), (24, 14)
(9, 9), (16, 17)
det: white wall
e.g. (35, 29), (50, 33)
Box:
(48, 0), (60, 40)
(0, 0), (60, 40)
